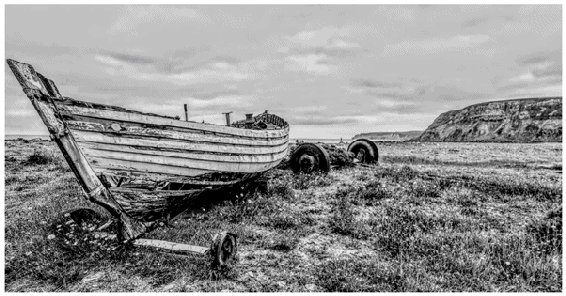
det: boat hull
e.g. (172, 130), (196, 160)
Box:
(7, 58), (289, 239)
(53, 97), (289, 189)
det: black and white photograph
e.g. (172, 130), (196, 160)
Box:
(3, 3), (562, 292)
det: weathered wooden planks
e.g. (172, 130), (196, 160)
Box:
(57, 104), (289, 139)
(133, 239), (209, 254)
(85, 151), (281, 175)
(6, 59), (50, 96)
(80, 141), (288, 163)
(69, 126), (288, 151)
(76, 135), (289, 158)
(100, 170), (258, 187)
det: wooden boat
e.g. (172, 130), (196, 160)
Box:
(7, 59), (290, 249)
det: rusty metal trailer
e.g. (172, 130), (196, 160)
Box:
(289, 139), (379, 174)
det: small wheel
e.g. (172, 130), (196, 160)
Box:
(347, 139), (377, 164)
(290, 143), (331, 174)
(210, 232), (238, 267)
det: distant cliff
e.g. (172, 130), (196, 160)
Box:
(353, 131), (423, 141)
(417, 97), (562, 142)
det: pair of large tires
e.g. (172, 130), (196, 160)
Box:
(290, 139), (378, 174)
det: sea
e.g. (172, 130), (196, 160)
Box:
(290, 138), (347, 143)
(5, 134), (50, 141)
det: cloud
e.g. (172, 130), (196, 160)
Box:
(385, 34), (491, 56)
(108, 6), (213, 36)
(294, 112), (437, 127)
(532, 62), (562, 79)
(327, 39), (360, 49)
(517, 54), (552, 66)
(456, 34), (490, 44)
(288, 29), (339, 48)
(95, 52), (252, 85)
(94, 53), (157, 79)
(167, 67), (250, 83)
(289, 105), (328, 114)
(285, 53), (332, 73)
(101, 51), (156, 65)
(290, 115), (359, 125)
(95, 54), (126, 66)
(372, 6), (417, 22)
(281, 28), (363, 59)
(211, 56), (241, 64)
(497, 71), (561, 94)
(506, 84), (562, 97)
(509, 72), (536, 83)
(351, 78), (404, 89)
(461, 15), (513, 29)
(505, 58), (561, 87)
(6, 109), (34, 117)
(188, 95), (252, 109)
(369, 97), (416, 109)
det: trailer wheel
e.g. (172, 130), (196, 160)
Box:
(347, 139), (377, 163)
(290, 142), (331, 174)
(210, 232), (238, 267)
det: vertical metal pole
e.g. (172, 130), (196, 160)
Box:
(184, 104), (188, 121)
(222, 111), (233, 126)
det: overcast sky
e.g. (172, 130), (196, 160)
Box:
(5, 5), (562, 139)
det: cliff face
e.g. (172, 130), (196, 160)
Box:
(417, 97), (562, 142)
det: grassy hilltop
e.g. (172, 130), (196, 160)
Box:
(4, 139), (562, 292)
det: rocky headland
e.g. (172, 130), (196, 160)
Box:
(417, 97), (562, 142)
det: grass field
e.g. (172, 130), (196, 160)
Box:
(4, 139), (562, 292)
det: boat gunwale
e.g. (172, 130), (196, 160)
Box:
(53, 96), (290, 138)
(63, 115), (290, 143)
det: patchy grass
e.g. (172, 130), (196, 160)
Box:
(4, 139), (562, 292)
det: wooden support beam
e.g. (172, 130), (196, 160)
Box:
(133, 238), (209, 255)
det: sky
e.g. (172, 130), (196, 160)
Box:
(4, 4), (562, 139)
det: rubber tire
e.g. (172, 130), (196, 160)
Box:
(290, 142), (331, 174)
(366, 140), (379, 163)
(210, 232), (238, 267)
(347, 139), (376, 164)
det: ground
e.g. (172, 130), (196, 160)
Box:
(4, 139), (562, 292)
